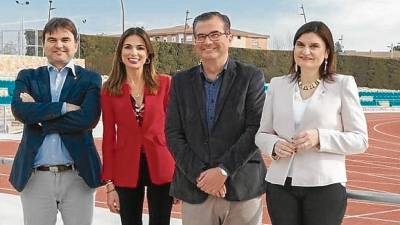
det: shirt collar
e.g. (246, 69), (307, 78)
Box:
(47, 61), (76, 76)
(200, 59), (229, 82)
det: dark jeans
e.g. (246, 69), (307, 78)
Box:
(116, 153), (173, 225)
(266, 178), (347, 225)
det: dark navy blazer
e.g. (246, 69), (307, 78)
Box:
(10, 65), (102, 192)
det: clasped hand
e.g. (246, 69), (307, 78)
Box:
(196, 167), (227, 198)
(274, 129), (320, 158)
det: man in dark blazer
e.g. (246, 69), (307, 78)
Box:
(9, 18), (102, 225)
(166, 11), (267, 225)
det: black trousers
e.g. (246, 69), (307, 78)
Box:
(115, 153), (173, 225)
(266, 178), (347, 225)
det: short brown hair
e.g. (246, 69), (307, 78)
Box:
(42, 17), (78, 44)
(192, 11), (231, 35)
(289, 21), (336, 82)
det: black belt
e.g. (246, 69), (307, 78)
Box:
(36, 165), (74, 173)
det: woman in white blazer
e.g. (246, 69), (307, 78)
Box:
(255, 21), (368, 225)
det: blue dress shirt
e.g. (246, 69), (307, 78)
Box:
(33, 61), (75, 167)
(201, 61), (228, 131)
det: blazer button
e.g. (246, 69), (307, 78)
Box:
(204, 140), (208, 145)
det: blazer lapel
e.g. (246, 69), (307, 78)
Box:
(37, 67), (51, 103)
(285, 78), (296, 140)
(213, 61), (237, 126)
(59, 66), (80, 102)
(191, 67), (208, 134)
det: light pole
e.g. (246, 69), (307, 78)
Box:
(183, 10), (192, 44)
(120, 0), (125, 33)
(15, 1), (30, 55)
(78, 19), (87, 59)
(48, 0), (56, 21)
(299, 4), (307, 23)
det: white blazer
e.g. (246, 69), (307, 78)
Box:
(255, 74), (368, 186)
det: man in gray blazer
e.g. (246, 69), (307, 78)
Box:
(166, 11), (267, 225)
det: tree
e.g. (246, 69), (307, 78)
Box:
(335, 41), (343, 53)
(394, 45), (400, 51)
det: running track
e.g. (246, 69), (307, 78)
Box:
(0, 113), (399, 224)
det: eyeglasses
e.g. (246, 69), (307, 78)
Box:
(195, 31), (230, 43)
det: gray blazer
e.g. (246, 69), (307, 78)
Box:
(165, 59), (267, 204)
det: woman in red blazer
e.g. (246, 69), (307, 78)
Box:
(101, 27), (175, 225)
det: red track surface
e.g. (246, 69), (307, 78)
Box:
(1, 113), (399, 224)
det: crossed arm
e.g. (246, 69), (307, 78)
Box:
(11, 70), (101, 134)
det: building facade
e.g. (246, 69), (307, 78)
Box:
(147, 25), (269, 50)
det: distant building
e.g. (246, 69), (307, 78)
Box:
(146, 25), (269, 50)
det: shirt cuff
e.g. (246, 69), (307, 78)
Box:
(61, 102), (67, 115)
(218, 164), (229, 176)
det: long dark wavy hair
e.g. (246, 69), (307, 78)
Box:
(103, 27), (159, 96)
(289, 21), (336, 82)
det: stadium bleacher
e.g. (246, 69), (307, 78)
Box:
(263, 83), (400, 107)
(0, 80), (398, 107)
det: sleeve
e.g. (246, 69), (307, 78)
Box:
(11, 70), (64, 125)
(100, 90), (116, 181)
(318, 76), (368, 155)
(41, 73), (102, 134)
(218, 68), (266, 176)
(255, 78), (281, 157)
(165, 76), (208, 184)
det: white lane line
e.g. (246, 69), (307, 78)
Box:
(358, 173), (400, 178)
(345, 208), (400, 219)
(351, 152), (400, 160)
(366, 145), (400, 153)
(346, 184), (394, 193)
(373, 120), (400, 139)
(348, 159), (400, 166)
(348, 170), (400, 182)
(347, 159), (400, 170)
(357, 217), (400, 224)
(369, 137), (400, 146)
(347, 164), (400, 171)
(349, 198), (400, 207)
(349, 180), (400, 186)
(367, 117), (400, 122)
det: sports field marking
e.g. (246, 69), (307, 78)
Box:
(345, 208), (400, 219)
(346, 184), (393, 193)
(348, 216), (400, 224)
(348, 170), (400, 183)
(352, 172), (400, 178)
(367, 145), (400, 153)
(348, 179), (400, 186)
(369, 137), (400, 146)
(347, 159), (400, 170)
(349, 159), (399, 166)
(347, 164), (400, 171)
(373, 121), (400, 139)
(354, 152), (400, 160)
(349, 199), (400, 207)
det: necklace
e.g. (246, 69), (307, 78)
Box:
(298, 79), (320, 91)
(129, 79), (143, 98)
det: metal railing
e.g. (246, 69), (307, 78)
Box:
(1, 156), (399, 205)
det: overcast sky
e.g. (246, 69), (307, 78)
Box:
(0, 0), (398, 51)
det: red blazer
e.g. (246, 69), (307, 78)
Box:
(101, 74), (175, 187)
